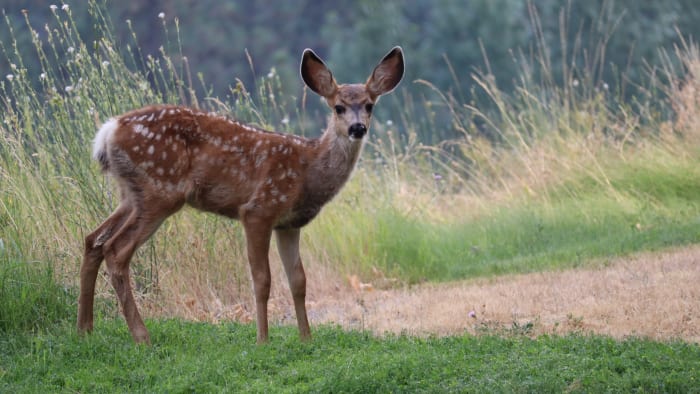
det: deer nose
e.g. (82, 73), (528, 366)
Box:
(348, 123), (367, 139)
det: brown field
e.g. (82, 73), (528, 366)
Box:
(308, 246), (700, 343)
(142, 245), (699, 343)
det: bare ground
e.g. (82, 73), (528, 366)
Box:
(144, 245), (700, 343)
(302, 246), (700, 342)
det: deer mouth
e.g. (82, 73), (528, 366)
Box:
(348, 123), (367, 139)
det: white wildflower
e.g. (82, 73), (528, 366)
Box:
(65, 85), (73, 93)
(62, 4), (69, 11)
(281, 116), (289, 125)
(40, 73), (47, 80)
(158, 12), (165, 19)
(67, 46), (75, 53)
(102, 60), (110, 67)
(10, 63), (17, 70)
(572, 79), (579, 87)
(603, 82), (609, 91)
(386, 120), (393, 126)
(50, 4), (57, 11)
(6, 74), (14, 81)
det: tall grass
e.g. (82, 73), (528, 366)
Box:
(1, 1), (699, 327)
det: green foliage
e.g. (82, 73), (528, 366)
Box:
(1, 322), (698, 392)
(0, 254), (75, 334)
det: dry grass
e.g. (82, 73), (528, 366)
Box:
(122, 243), (700, 343)
(307, 246), (700, 343)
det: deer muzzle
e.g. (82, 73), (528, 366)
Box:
(348, 123), (367, 139)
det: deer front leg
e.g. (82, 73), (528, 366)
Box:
(243, 218), (274, 344)
(275, 228), (311, 341)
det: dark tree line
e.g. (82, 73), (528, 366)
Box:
(2, 0), (699, 141)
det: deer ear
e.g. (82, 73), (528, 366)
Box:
(366, 46), (404, 100)
(300, 49), (338, 98)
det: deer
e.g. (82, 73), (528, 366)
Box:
(78, 47), (404, 344)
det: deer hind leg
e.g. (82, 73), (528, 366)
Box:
(242, 217), (274, 344)
(275, 228), (311, 341)
(101, 202), (172, 344)
(78, 203), (132, 335)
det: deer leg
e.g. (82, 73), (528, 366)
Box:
(102, 207), (167, 344)
(243, 218), (273, 344)
(275, 228), (311, 341)
(78, 204), (132, 335)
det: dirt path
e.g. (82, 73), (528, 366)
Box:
(304, 246), (700, 342)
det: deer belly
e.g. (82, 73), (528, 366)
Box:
(275, 203), (323, 229)
(184, 183), (248, 219)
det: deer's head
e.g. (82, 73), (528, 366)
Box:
(301, 47), (404, 140)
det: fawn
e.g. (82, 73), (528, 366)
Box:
(78, 47), (404, 344)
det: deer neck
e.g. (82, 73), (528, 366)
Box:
(305, 118), (365, 202)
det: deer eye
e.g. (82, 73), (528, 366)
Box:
(365, 103), (374, 113)
(334, 105), (346, 115)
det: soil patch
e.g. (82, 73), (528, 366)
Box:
(304, 246), (700, 342)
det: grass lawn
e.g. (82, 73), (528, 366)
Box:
(1, 320), (698, 393)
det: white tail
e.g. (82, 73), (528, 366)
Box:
(78, 47), (404, 344)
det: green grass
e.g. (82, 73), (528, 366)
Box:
(0, 255), (75, 334)
(1, 320), (698, 393)
(316, 146), (700, 282)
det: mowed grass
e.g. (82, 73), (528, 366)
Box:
(1, 320), (698, 393)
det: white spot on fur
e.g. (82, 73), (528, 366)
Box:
(147, 145), (155, 155)
(156, 167), (164, 176)
(139, 161), (155, 170)
(132, 123), (146, 135)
